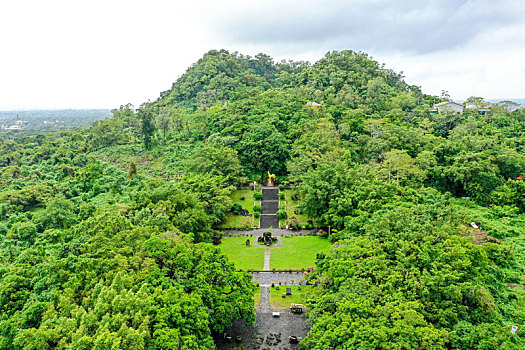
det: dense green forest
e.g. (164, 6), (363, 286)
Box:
(0, 49), (524, 349)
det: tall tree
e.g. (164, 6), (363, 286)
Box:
(157, 108), (173, 140)
(375, 149), (426, 186)
(238, 122), (289, 180)
(139, 107), (156, 149)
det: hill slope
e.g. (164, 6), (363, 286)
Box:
(0, 49), (523, 349)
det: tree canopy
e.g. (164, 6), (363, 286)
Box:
(1, 49), (524, 349)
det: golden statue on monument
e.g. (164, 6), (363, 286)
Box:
(267, 171), (276, 186)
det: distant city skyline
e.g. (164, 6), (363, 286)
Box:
(1, 0), (524, 110)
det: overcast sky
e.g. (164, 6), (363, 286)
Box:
(1, 0), (524, 110)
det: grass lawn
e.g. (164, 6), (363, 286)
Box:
(231, 189), (255, 210)
(220, 213), (253, 229)
(269, 285), (312, 309)
(219, 189), (255, 229)
(285, 189), (310, 227)
(217, 237), (265, 270)
(270, 236), (331, 270)
(254, 286), (261, 309)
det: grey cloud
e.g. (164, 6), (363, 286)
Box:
(209, 0), (522, 54)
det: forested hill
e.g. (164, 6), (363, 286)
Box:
(0, 49), (524, 349)
(155, 49), (433, 112)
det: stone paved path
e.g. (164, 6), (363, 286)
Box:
(215, 271), (311, 349)
(252, 271), (306, 286)
(263, 248), (271, 271)
(258, 286), (271, 313)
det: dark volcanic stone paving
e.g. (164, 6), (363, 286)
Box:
(259, 286), (272, 313)
(215, 313), (309, 350)
(261, 200), (279, 214)
(262, 188), (279, 201)
(260, 214), (279, 229)
(260, 187), (279, 229)
(252, 271), (307, 286)
(215, 272), (311, 350)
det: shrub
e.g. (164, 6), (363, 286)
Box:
(278, 192), (285, 199)
(253, 205), (261, 212)
(278, 184), (285, 191)
(276, 210), (287, 220)
(288, 215), (300, 230)
(240, 196), (245, 200)
(232, 203), (242, 214)
(291, 192), (299, 201)
(254, 212), (260, 218)
(271, 282), (275, 287)
(304, 222), (313, 230)
(318, 229), (328, 238)
(254, 192), (262, 200)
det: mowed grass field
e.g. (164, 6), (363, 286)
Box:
(269, 285), (312, 309)
(219, 189), (256, 229)
(270, 236), (331, 270)
(217, 237), (265, 270)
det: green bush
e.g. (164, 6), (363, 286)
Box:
(278, 192), (285, 199)
(253, 205), (261, 212)
(232, 203), (242, 215)
(254, 192), (262, 200)
(291, 192), (299, 201)
(288, 215), (300, 230)
(240, 196), (245, 200)
(276, 210), (287, 220)
(254, 212), (260, 218)
(278, 184), (285, 191)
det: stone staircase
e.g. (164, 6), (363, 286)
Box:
(260, 187), (279, 229)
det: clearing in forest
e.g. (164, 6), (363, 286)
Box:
(219, 189), (260, 229)
(219, 235), (330, 271)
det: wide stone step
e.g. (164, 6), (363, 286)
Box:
(262, 188), (279, 201)
(260, 214), (279, 229)
(261, 201), (279, 214)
